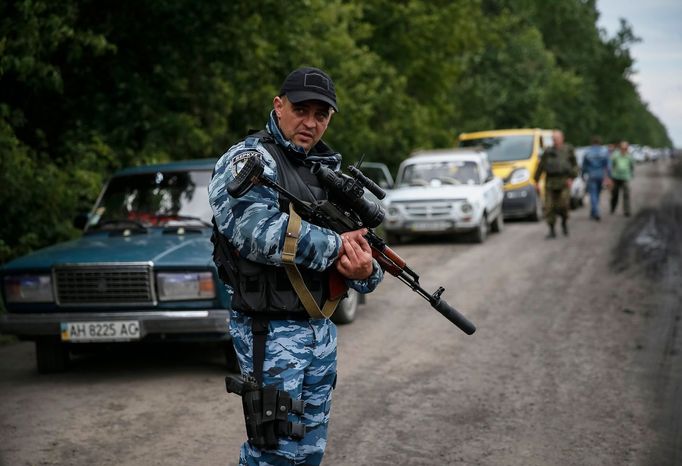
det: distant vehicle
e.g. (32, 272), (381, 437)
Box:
(382, 149), (504, 243)
(458, 128), (555, 221)
(0, 159), (362, 373)
(629, 145), (646, 163)
(643, 146), (658, 162)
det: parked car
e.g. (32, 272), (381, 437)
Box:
(458, 128), (555, 221)
(630, 144), (647, 163)
(0, 159), (362, 373)
(382, 149), (504, 243)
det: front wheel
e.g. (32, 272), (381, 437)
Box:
(472, 214), (488, 243)
(331, 289), (359, 325)
(491, 213), (504, 233)
(529, 197), (543, 222)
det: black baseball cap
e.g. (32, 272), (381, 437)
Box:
(279, 66), (338, 112)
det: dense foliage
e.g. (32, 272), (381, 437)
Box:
(0, 0), (674, 263)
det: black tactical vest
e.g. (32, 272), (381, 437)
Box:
(544, 147), (573, 177)
(211, 131), (333, 318)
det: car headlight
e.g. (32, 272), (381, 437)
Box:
(4, 274), (55, 303)
(460, 202), (473, 214)
(156, 272), (216, 301)
(387, 206), (400, 216)
(509, 168), (530, 184)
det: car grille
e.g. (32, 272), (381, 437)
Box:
(54, 264), (155, 306)
(393, 200), (456, 218)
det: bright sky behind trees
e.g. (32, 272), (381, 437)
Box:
(598, 0), (682, 146)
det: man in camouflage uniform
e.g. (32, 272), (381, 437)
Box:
(209, 67), (383, 465)
(534, 130), (578, 238)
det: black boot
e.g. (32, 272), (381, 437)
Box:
(561, 218), (568, 236)
(546, 224), (556, 239)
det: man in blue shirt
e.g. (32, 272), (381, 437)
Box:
(581, 136), (610, 220)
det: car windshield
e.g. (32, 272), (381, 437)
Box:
(399, 160), (480, 186)
(89, 170), (213, 229)
(460, 135), (533, 162)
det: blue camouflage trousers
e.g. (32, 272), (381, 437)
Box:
(229, 310), (337, 466)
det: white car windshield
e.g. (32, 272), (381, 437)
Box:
(399, 160), (480, 187)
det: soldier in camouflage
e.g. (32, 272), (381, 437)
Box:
(209, 67), (383, 465)
(534, 130), (579, 238)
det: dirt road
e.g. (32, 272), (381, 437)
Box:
(1, 160), (680, 466)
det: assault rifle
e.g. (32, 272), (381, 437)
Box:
(227, 156), (476, 335)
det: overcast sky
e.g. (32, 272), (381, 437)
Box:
(597, 0), (682, 147)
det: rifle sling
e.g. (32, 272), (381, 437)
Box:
(282, 204), (340, 319)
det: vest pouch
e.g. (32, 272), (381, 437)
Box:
(545, 151), (570, 177)
(235, 259), (269, 311)
(268, 267), (327, 312)
(267, 267), (299, 311)
(545, 155), (562, 176)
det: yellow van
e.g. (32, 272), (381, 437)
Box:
(458, 128), (554, 221)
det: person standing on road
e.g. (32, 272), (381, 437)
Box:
(609, 140), (635, 217)
(581, 136), (610, 221)
(209, 66), (383, 466)
(534, 130), (579, 238)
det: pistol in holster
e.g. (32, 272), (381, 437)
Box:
(225, 374), (306, 450)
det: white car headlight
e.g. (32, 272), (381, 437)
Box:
(387, 206), (400, 216)
(509, 168), (530, 184)
(4, 274), (54, 303)
(460, 202), (473, 214)
(156, 272), (216, 301)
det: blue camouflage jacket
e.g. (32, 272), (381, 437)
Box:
(581, 144), (609, 180)
(208, 111), (383, 294)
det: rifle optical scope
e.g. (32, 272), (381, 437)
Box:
(310, 163), (385, 228)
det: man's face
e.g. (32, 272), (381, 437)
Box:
(620, 141), (629, 152)
(552, 130), (564, 148)
(273, 96), (333, 152)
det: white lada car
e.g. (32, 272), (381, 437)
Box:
(382, 149), (504, 243)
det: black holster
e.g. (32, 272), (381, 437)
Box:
(225, 374), (306, 450)
(225, 318), (306, 450)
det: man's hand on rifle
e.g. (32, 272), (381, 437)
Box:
(336, 229), (373, 280)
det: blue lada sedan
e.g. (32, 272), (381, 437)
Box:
(0, 160), (233, 373)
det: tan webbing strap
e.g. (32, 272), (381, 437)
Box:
(282, 205), (341, 319)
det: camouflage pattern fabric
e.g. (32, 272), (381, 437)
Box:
(229, 310), (337, 466)
(535, 145), (579, 191)
(543, 187), (570, 225)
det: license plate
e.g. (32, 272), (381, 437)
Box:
(410, 221), (452, 232)
(60, 321), (141, 342)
